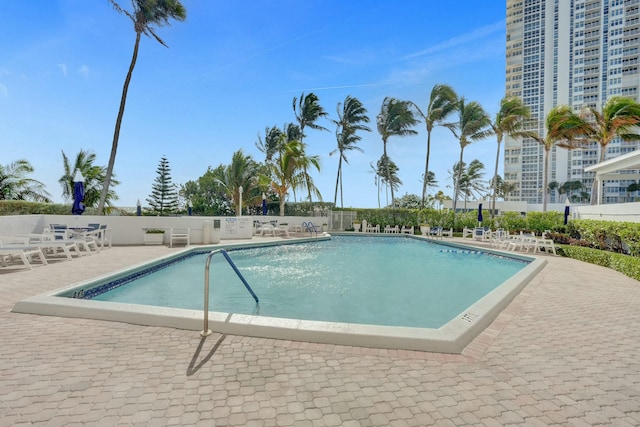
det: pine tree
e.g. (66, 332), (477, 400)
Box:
(146, 156), (178, 215)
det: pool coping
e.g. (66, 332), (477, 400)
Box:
(12, 234), (546, 354)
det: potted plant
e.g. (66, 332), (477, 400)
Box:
(353, 220), (361, 232)
(420, 223), (430, 236)
(143, 228), (165, 245)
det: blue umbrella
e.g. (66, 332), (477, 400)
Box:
(262, 193), (267, 215)
(477, 202), (483, 224)
(71, 171), (85, 215)
(564, 201), (570, 225)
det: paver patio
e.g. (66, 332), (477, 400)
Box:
(1, 239), (639, 426)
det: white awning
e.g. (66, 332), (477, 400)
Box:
(584, 149), (640, 204)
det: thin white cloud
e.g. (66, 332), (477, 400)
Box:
(403, 20), (505, 60)
(0, 83), (7, 97)
(57, 63), (67, 76)
(78, 64), (90, 78)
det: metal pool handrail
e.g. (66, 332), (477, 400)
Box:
(201, 249), (259, 337)
(302, 221), (318, 237)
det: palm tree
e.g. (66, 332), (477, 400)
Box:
(523, 105), (591, 211)
(293, 92), (329, 202)
(450, 160), (485, 209)
(450, 99), (492, 213)
(256, 126), (284, 163)
(489, 96), (530, 215)
(491, 175), (517, 200)
(410, 84), (458, 207)
(574, 97), (640, 204)
(377, 155), (402, 206)
(330, 95), (371, 208)
(0, 159), (51, 202)
(269, 139), (307, 216)
(376, 97), (419, 206)
(215, 150), (259, 216)
(59, 149), (119, 209)
(98, 0), (187, 215)
(369, 161), (382, 208)
(547, 180), (559, 203)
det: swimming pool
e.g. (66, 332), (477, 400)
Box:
(13, 234), (547, 353)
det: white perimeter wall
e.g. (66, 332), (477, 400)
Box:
(0, 215), (327, 245)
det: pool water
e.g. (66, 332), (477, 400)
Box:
(91, 236), (527, 329)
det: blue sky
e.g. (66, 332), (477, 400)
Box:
(0, 1), (506, 209)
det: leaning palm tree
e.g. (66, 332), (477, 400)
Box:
(330, 95), (371, 207)
(60, 149), (119, 209)
(376, 97), (419, 206)
(98, 0), (187, 215)
(575, 97), (640, 204)
(489, 96), (530, 215)
(523, 105), (591, 211)
(410, 84), (458, 207)
(450, 99), (493, 213)
(0, 159), (51, 202)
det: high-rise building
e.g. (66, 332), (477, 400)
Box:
(505, 0), (640, 204)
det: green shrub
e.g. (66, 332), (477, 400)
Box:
(559, 244), (640, 281)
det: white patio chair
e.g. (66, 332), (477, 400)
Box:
(169, 228), (191, 247)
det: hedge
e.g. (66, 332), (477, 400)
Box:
(558, 245), (640, 282)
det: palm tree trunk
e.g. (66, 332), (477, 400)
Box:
(452, 147), (465, 213)
(383, 140), (395, 207)
(339, 159), (344, 208)
(543, 149), (550, 212)
(333, 156), (342, 205)
(420, 131), (432, 208)
(491, 136), (502, 217)
(97, 31), (141, 215)
(590, 144), (607, 205)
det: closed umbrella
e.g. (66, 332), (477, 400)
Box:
(477, 202), (483, 224)
(564, 199), (570, 225)
(71, 171), (85, 215)
(262, 193), (267, 215)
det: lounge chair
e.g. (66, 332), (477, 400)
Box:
(462, 227), (474, 239)
(401, 226), (414, 235)
(441, 228), (453, 238)
(384, 225), (399, 233)
(169, 228), (191, 247)
(0, 239), (48, 269)
(362, 220), (379, 233)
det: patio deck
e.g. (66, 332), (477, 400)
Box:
(1, 238), (639, 425)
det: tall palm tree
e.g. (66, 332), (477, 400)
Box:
(59, 149), (119, 209)
(376, 97), (419, 206)
(574, 97), (640, 204)
(293, 92), (329, 202)
(523, 105), (590, 211)
(450, 99), (492, 213)
(330, 95), (371, 208)
(410, 84), (458, 207)
(490, 96), (530, 215)
(98, 0), (187, 215)
(0, 159), (51, 202)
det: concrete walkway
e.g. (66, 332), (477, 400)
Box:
(1, 239), (639, 426)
